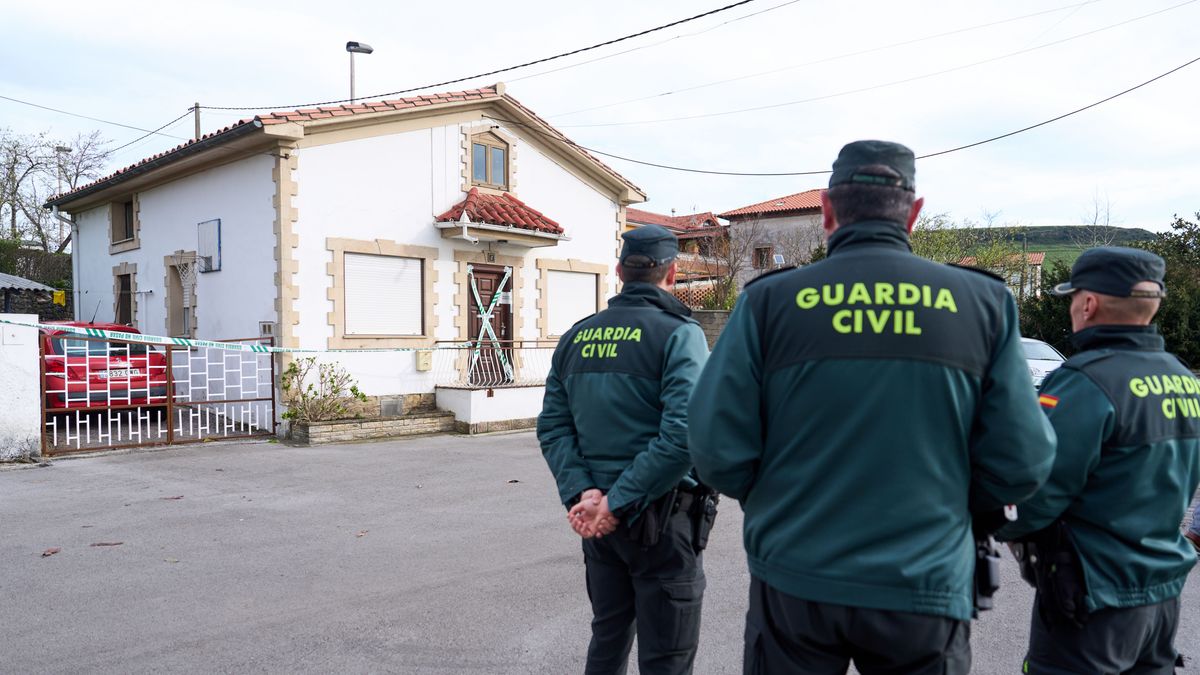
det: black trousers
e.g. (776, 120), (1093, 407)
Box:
(743, 576), (971, 675)
(581, 508), (705, 675)
(1025, 594), (1180, 674)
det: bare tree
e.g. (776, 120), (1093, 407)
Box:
(0, 130), (48, 241)
(1069, 191), (1119, 250)
(772, 218), (824, 269)
(0, 129), (110, 252)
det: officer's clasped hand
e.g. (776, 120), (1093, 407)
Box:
(569, 489), (619, 539)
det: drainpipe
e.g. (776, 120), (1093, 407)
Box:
(51, 205), (79, 320)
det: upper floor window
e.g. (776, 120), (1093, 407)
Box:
(753, 246), (774, 269)
(471, 132), (508, 190)
(111, 200), (134, 242)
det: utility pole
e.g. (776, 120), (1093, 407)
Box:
(53, 145), (72, 243)
(193, 102), (201, 140)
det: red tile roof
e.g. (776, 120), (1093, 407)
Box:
(959, 252), (1046, 267)
(48, 85), (644, 206)
(719, 189), (823, 219)
(627, 208), (721, 231)
(436, 188), (563, 235)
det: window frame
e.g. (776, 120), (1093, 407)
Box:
(109, 196), (141, 254)
(752, 246), (774, 269)
(343, 252), (425, 337)
(470, 132), (509, 191)
(325, 238), (440, 349)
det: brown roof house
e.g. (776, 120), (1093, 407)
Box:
(45, 83), (647, 434)
(626, 208), (729, 308)
(719, 188), (826, 289)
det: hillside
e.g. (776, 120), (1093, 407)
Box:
(1011, 226), (1156, 268)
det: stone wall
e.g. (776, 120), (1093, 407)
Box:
(339, 393), (437, 419)
(691, 310), (731, 349)
(454, 417), (537, 435)
(291, 409), (455, 445)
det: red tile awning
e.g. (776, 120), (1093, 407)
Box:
(436, 188), (564, 235)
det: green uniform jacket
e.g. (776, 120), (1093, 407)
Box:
(688, 220), (1056, 621)
(998, 325), (1200, 612)
(537, 282), (709, 516)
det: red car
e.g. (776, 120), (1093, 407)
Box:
(41, 322), (171, 410)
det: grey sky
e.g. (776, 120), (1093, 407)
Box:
(3, 0), (1197, 230)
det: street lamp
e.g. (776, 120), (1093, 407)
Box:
(346, 41), (374, 104)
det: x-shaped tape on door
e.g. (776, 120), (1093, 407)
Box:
(467, 264), (514, 382)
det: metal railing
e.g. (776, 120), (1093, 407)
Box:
(41, 335), (276, 455)
(431, 340), (556, 388)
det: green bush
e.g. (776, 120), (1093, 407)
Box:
(280, 357), (368, 423)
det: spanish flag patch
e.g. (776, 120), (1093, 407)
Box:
(1038, 394), (1059, 409)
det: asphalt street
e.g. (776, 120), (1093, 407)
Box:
(2, 432), (1197, 674)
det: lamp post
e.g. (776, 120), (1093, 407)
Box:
(54, 145), (72, 244)
(346, 41), (374, 104)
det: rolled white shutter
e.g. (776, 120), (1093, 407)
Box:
(547, 271), (597, 336)
(344, 253), (422, 335)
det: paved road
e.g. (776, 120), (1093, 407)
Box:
(1, 433), (1197, 674)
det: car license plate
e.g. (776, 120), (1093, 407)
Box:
(98, 369), (142, 379)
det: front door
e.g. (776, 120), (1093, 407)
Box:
(467, 265), (514, 386)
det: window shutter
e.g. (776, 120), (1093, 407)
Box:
(547, 271), (597, 336)
(344, 253), (423, 335)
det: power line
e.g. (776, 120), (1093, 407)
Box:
(559, 0), (1197, 128)
(200, 0), (761, 112)
(915, 55), (1200, 161)
(1021, 0), (1098, 49)
(548, 0), (1104, 119)
(508, 0), (803, 85)
(107, 110), (194, 155)
(488, 54), (1200, 176)
(0, 93), (190, 140)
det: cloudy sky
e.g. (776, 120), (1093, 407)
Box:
(3, 0), (1197, 230)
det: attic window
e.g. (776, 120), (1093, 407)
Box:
(471, 132), (509, 191)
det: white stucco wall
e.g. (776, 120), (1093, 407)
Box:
(435, 386), (546, 424)
(0, 314), (42, 460)
(291, 119), (624, 398)
(732, 212), (824, 288)
(71, 154), (278, 341)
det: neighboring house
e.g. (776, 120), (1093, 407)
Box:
(0, 271), (53, 313)
(626, 208), (728, 307)
(45, 84), (646, 429)
(960, 252), (1045, 299)
(719, 188), (824, 288)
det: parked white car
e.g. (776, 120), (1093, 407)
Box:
(1021, 337), (1067, 389)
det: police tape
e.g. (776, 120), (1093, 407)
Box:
(0, 317), (471, 354)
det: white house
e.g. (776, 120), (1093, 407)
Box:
(46, 84), (646, 431)
(719, 188), (824, 287)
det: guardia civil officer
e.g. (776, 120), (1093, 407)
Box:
(997, 247), (1200, 673)
(537, 224), (713, 675)
(687, 140), (1056, 674)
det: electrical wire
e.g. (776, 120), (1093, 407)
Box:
(200, 0), (761, 112)
(548, 0), (1104, 119)
(487, 54), (1200, 176)
(508, 0), (801, 85)
(0, 94), (191, 140)
(1021, 0), (1098, 48)
(559, 0), (1197, 128)
(107, 110), (194, 155)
